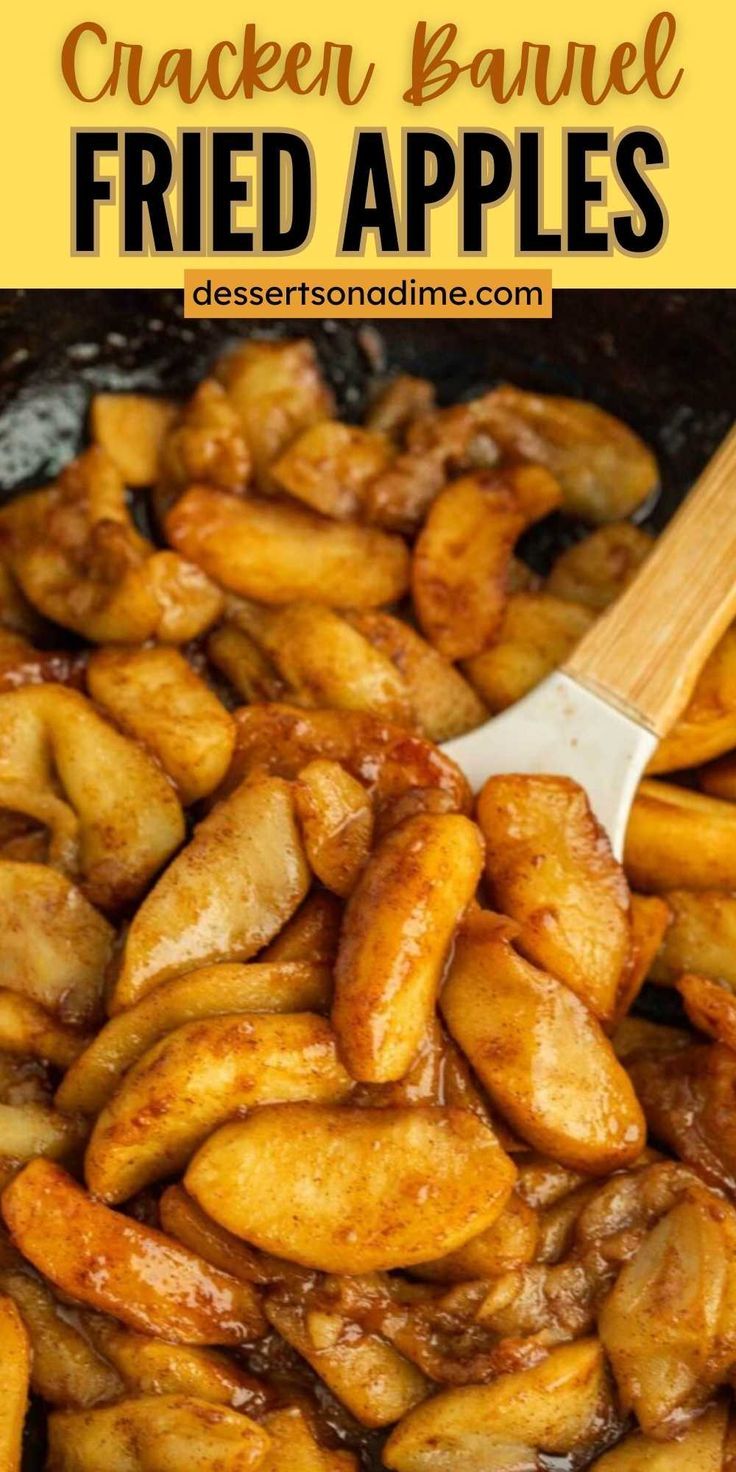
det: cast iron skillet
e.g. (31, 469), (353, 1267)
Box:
(1, 287), (734, 1471)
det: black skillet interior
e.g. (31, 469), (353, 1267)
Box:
(1, 287), (735, 523)
(1, 287), (735, 1469)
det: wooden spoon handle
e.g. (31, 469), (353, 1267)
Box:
(564, 424), (736, 736)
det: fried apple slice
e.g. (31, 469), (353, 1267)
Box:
(159, 1186), (303, 1290)
(440, 912), (645, 1173)
(0, 448), (223, 643)
(186, 1104), (516, 1273)
(82, 1314), (268, 1413)
(383, 1338), (614, 1471)
(462, 592), (594, 712)
(166, 487), (409, 608)
(0, 989), (88, 1069)
(262, 1407), (357, 1470)
(547, 522), (654, 609)
(331, 813), (484, 1081)
(85, 1012), (353, 1202)
(294, 761), (374, 896)
(57, 961), (332, 1116)
(0, 864), (111, 1025)
(361, 419), (461, 533)
(233, 602), (412, 724)
(411, 468), (560, 661)
(598, 1199), (729, 1436)
(0, 1295), (29, 1471)
(0, 1267), (123, 1407)
(410, 1191), (539, 1283)
(157, 379), (251, 508)
(47, 1395), (270, 1472)
(648, 627), (736, 773)
(628, 1041), (736, 1196)
(111, 777), (309, 1012)
(216, 338), (334, 492)
(591, 1403), (728, 1469)
(264, 1293), (428, 1429)
(364, 375), (435, 440)
(2, 1159), (265, 1344)
(0, 685), (185, 910)
(649, 889), (736, 988)
(611, 892), (672, 1024)
(515, 1155), (589, 1210)
(348, 610), (486, 742)
(87, 647), (235, 804)
(259, 892), (343, 965)
(477, 775), (630, 1023)
(625, 780), (736, 891)
(0, 1102), (87, 1168)
(226, 705), (471, 813)
(612, 1015), (692, 1062)
(272, 421), (391, 519)
(207, 623), (286, 704)
(480, 386), (658, 521)
(90, 393), (178, 486)
(677, 973), (736, 1047)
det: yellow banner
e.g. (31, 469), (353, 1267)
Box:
(0, 1), (733, 286)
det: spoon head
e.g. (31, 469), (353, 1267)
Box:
(442, 670), (658, 857)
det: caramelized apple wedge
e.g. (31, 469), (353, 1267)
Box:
(383, 1338), (615, 1471)
(111, 777), (310, 1012)
(332, 813), (483, 1081)
(87, 646), (235, 804)
(57, 961), (332, 1116)
(477, 774), (630, 1024)
(272, 420), (391, 519)
(0, 1266), (123, 1408)
(598, 1198), (733, 1435)
(463, 591), (593, 712)
(81, 1314), (268, 1413)
(349, 609), (486, 742)
(0, 447), (222, 643)
(294, 760), (374, 897)
(0, 1296), (28, 1469)
(649, 888), (736, 989)
(0, 863), (113, 1025)
(625, 780), (736, 892)
(0, 684), (185, 909)
(166, 487), (409, 608)
(186, 1104), (515, 1273)
(440, 912), (645, 1173)
(264, 1292), (428, 1429)
(547, 522), (654, 608)
(46, 1395), (270, 1472)
(226, 705), (471, 814)
(591, 1402), (728, 1469)
(479, 385), (658, 521)
(412, 467), (560, 660)
(90, 392), (177, 486)
(85, 1012), (353, 1202)
(2, 1159), (265, 1345)
(216, 338), (334, 492)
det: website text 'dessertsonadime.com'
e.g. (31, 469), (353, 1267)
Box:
(183, 270), (553, 318)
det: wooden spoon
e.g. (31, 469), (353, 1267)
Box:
(443, 425), (736, 854)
